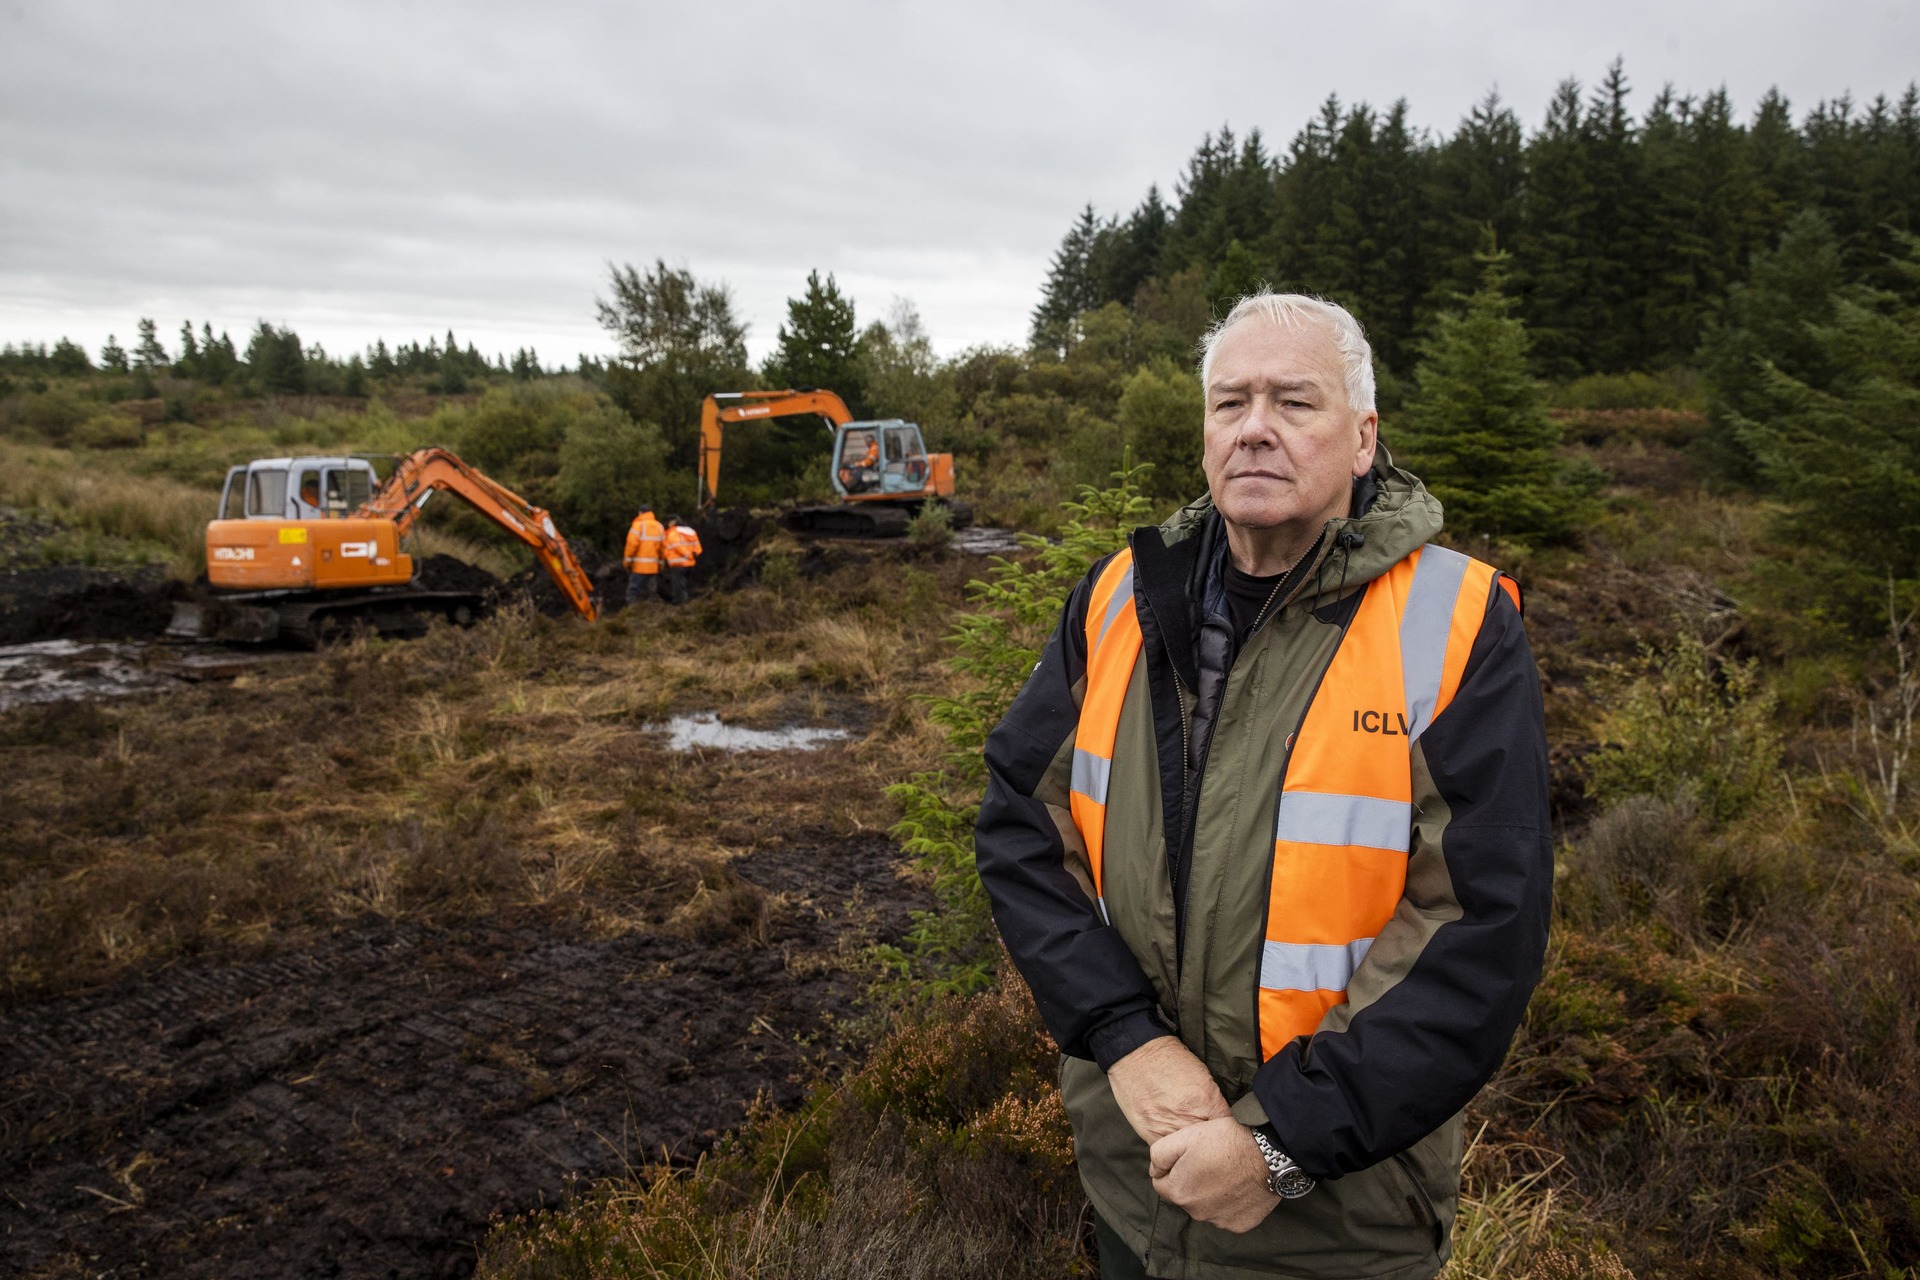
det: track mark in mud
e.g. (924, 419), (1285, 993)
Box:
(0, 834), (925, 1280)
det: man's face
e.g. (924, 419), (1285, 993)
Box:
(1201, 317), (1378, 534)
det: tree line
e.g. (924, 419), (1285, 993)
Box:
(1033, 64), (1919, 379)
(0, 319), (587, 399)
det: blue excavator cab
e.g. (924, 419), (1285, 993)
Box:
(830, 420), (933, 498)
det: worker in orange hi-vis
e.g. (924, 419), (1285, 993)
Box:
(661, 515), (703, 605)
(623, 505), (665, 605)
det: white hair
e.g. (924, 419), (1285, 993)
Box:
(1198, 292), (1377, 414)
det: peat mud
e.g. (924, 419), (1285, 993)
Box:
(0, 567), (185, 647)
(0, 834), (926, 1279)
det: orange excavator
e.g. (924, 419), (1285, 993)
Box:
(170, 446), (599, 645)
(698, 389), (967, 536)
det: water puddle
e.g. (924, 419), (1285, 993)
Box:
(657, 712), (851, 753)
(0, 640), (301, 712)
(950, 527), (1028, 557)
(0, 640), (153, 710)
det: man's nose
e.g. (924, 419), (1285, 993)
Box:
(1238, 399), (1284, 447)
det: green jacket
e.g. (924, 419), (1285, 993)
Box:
(976, 458), (1552, 1279)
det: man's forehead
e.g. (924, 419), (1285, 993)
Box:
(1209, 317), (1342, 377)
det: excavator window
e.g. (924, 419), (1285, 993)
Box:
(884, 426), (919, 467)
(324, 468), (371, 515)
(247, 468), (288, 518)
(294, 468), (323, 514)
(218, 467), (246, 521)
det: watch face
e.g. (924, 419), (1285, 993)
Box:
(1272, 1166), (1316, 1199)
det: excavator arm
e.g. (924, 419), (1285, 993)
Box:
(361, 447), (600, 621)
(698, 389), (853, 508)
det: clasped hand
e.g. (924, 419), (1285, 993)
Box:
(1106, 1037), (1281, 1234)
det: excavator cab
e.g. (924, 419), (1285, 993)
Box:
(829, 420), (948, 501)
(217, 457), (380, 521)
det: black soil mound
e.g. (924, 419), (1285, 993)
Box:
(0, 566), (186, 646)
(507, 538), (623, 617)
(0, 833), (927, 1280)
(414, 554), (504, 597)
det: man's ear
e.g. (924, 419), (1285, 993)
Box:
(1352, 411), (1380, 477)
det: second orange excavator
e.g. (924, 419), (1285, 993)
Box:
(169, 446), (599, 645)
(698, 389), (968, 536)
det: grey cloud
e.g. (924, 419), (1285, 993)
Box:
(2, 0), (1913, 363)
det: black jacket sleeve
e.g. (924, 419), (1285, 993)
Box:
(1251, 586), (1553, 1177)
(975, 563), (1170, 1066)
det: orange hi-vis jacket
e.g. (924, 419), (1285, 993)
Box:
(662, 523), (702, 569)
(624, 512), (665, 574)
(1070, 542), (1520, 1057)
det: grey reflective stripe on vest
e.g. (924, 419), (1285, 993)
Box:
(1097, 565), (1135, 645)
(1071, 747), (1112, 805)
(1274, 791), (1412, 853)
(1260, 938), (1375, 992)
(1400, 545), (1471, 743)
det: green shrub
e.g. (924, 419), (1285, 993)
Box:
(904, 501), (952, 554)
(6, 388), (91, 443)
(71, 411), (145, 450)
(550, 406), (673, 549)
(1587, 634), (1783, 826)
(1117, 356), (1204, 505)
(1548, 369), (1703, 412)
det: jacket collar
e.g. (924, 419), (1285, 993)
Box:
(1127, 448), (1443, 683)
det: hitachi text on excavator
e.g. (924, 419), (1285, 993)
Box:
(170, 447), (599, 646)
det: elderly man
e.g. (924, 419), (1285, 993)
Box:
(975, 293), (1551, 1279)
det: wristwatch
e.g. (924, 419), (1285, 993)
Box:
(1247, 1126), (1317, 1199)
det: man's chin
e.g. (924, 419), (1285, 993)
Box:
(1214, 497), (1302, 531)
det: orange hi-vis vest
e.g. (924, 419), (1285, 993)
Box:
(625, 513), (665, 574)
(663, 524), (702, 569)
(1069, 541), (1518, 1060)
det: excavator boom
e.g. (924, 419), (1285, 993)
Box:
(362, 447), (600, 621)
(698, 389), (853, 508)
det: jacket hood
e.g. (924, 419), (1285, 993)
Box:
(1154, 444), (1443, 607)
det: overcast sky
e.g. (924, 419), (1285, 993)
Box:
(1, 0), (1913, 367)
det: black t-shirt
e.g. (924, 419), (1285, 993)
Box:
(1223, 562), (1287, 640)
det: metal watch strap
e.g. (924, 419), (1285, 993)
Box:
(1248, 1125), (1317, 1199)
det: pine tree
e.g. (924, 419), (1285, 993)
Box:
(1514, 79), (1594, 377)
(50, 339), (92, 376)
(99, 334), (129, 373)
(133, 318), (168, 369)
(246, 322), (307, 394)
(1031, 205), (1107, 350)
(1582, 60), (1646, 371)
(764, 269), (863, 405)
(1431, 91), (1526, 304)
(176, 321), (200, 376)
(1395, 252), (1595, 545)
(1700, 209), (1845, 485)
(1207, 240), (1267, 314)
(1737, 233), (1920, 596)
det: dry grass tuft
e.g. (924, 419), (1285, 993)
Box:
(0, 440), (213, 575)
